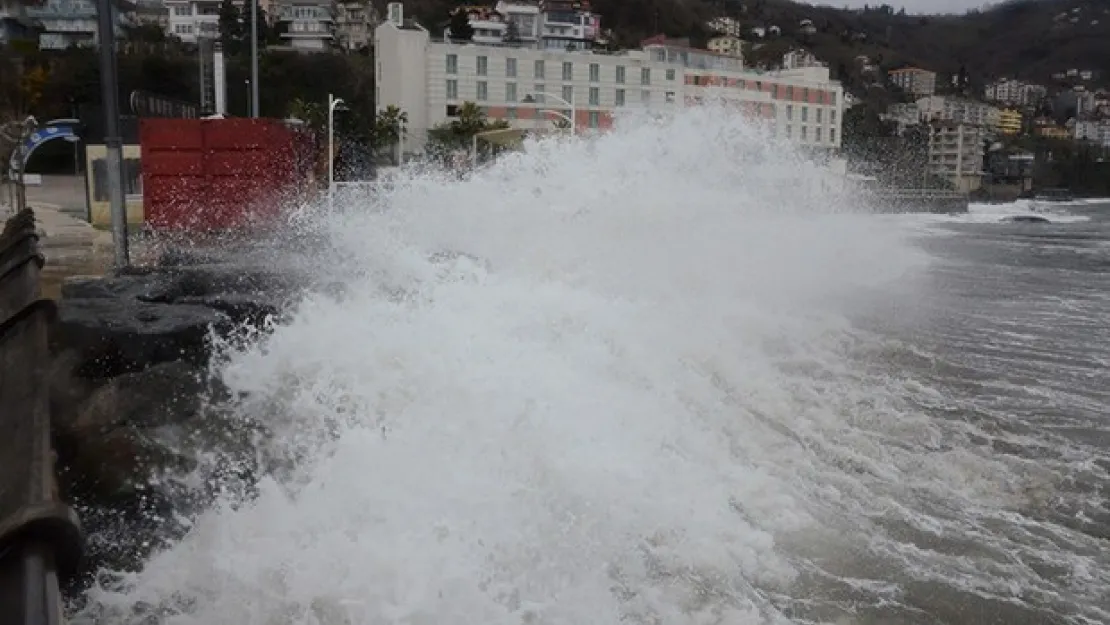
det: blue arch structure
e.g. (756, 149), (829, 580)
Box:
(7, 120), (81, 177)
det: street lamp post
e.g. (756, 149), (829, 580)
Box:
(523, 92), (576, 134)
(327, 93), (347, 211)
(250, 0), (259, 117)
(95, 0), (129, 268)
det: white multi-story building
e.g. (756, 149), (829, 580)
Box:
(984, 79), (1046, 108)
(334, 0), (378, 51)
(706, 16), (742, 38)
(375, 2), (844, 155)
(165, 0), (222, 43)
(458, 0), (599, 50)
(1075, 119), (1110, 148)
(928, 122), (985, 193)
(24, 0), (135, 49)
(916, 95), (1000, 128)
(888, 67), (936, 97)
(494, 1), (540, 45)
(274, 0), (334, 51)
(706, 35), (742, 59)
(782, 48), (824, 70)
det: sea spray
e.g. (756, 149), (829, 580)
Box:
(71, 104), (1077, 625)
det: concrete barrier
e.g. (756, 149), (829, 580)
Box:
(0, 210), (85, 625)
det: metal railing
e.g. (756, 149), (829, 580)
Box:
(0, 209), (85, 625)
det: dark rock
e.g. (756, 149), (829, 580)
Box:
(57, 361), (217, 434)
(1002, 215), (1051, 224)
(62, 264), (303, 307)
(175, 292), (287, 327)
(55, 424), (194, 504)
(60, 272), (183, 303)
(56, 298), (230, 378)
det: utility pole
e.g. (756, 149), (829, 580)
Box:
(250, 0), (259, 117)
(95, 0), (129, 268)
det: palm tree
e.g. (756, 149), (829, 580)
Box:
(372, 105), (408, 148)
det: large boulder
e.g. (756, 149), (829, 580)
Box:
(57, 360), (219, 434)
(56, 297), (230, 378)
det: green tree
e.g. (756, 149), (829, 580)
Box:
(425, 101), (510, 161)
(287, 97), (326, 134)
(448, 10), (474, 41)
(218, 0), (245, 55)
(503, 20), (521, 43)
(371, 105), (408, 148)
(238, 0), (276, 50)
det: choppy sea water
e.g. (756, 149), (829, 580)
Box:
(71, 109), (1110, 625)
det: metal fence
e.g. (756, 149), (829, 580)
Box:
(0, 209), (85, 625)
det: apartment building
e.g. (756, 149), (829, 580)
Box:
(459, 0), (599, 50)
(706, 35), (742, 59)
(997, 108), (1023, 135)
(782, 49), (823, 70)
(888, 67), (936, 97)
(495, 1), (539, 43)
(928, 122), (985, 193)
(916, 95), (1000, 129)
(165, 0), (222, 42)
(334, 0), (378, 50)
(1075, 119), (1110, 148)
(375, 2), (844, 155)
(19, 0), (137, 49)
(984, 79), (1046, 108)
(274, 0), (334, 50)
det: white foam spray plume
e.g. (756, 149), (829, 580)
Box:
(71, 105), (1109, 625)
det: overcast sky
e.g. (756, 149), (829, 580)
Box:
(812, 0), (990, 14)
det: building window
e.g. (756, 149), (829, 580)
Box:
(506, 82), (517, 102)
(801, 126), (808, 141)
(562, 85), (573, 104)
(535, 60), (545, 79)
(665, 91), (675, 103)
(173, 6), (189, 15)
(801, 106), (808, 122)
(830, 110), (837, 125)
(446, 54), (458, 74)
(785, 125), (792, 138)
(829, 128), (836, 143)
(507, 108), (517, 120)
(477, 81), (488, 101)
(588, 111), (600, 128)
(786, 85), (793, 100)
(816, 127), (823, 142)
(786, 105), (793, 121)
(589, 63), (600, 82)
(802, 87), (809, 101)
(589, 87), (599, 106)
(446, 79), (458, 99)
(616, 66), (625, 84)
(506, 57), (517, 78)
(830, 92), (837, 106)
(816, 108), (823, 123)
(534, 85), (545, 102)
(562, 61), (573, 81)
(641, 68), (650, 85)
(641, 90), (650, 104)
(666, 68), (675, 81)
(615, 88), (625, 106)
(477, 56), (488, 76)
(772, 83), (779, 98)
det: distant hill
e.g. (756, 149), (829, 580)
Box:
(391, 0), (1110, 96)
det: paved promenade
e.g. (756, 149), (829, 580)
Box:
(2, 199), (114, 299)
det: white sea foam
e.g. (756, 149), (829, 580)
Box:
(72, 105), (1110, 625)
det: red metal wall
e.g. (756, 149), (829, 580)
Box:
(141, 118), (315, 232)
